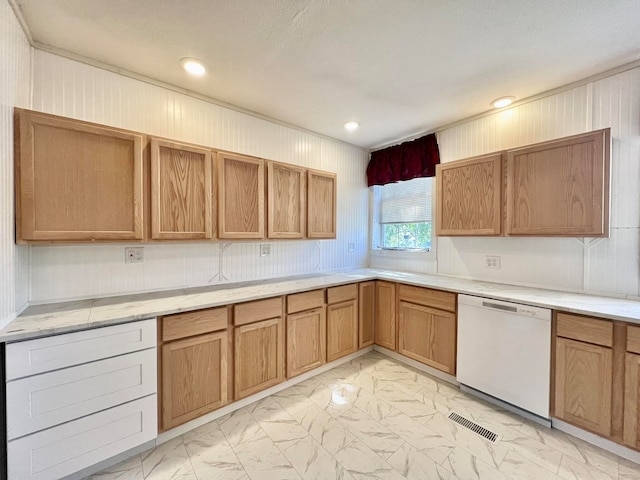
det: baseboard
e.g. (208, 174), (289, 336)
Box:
(373, 345), (459, 386)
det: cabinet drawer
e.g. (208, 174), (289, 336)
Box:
(327, 284), (357, 304)
(397, 284), (456, 313)
(287, 289), (325, 314)
(8, 395), (157, 480)
(161, 307), (228, 341)
(6, 319), (156, 380)
(628, 325), (640, 354)
(556, 312), (613, 347)
(7, 348), (156, 440)
(234, 297), (283, 326)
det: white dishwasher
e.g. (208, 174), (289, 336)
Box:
(457, 294), (551, 420)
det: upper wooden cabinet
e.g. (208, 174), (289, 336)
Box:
(436, 153), (503, 236)
(15, 109), (144, 242)
(217, 152), (265, 239)
(267, 161), (306, 239)
(506, 129), (610, 237)
(150, 139), (214, 240)
(307, 169), (337, 238)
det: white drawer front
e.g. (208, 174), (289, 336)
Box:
(6, 319), (156, 379)
(7, 348), (157, 440)
(8, 394), (157, 480)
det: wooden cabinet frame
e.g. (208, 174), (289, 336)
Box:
(267, 161), (306, 239)
(307, 169), (337, 238)
(150, 138), (214, 240)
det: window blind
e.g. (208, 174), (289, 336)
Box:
(380, 177), (432, 224)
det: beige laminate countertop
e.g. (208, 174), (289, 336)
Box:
(2, 268), (640, 343)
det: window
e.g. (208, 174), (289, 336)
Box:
(372, 177), (433, 251)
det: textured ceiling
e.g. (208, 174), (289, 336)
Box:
(14, 0), (640, 149)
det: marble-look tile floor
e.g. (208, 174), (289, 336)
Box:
(89, 352), (640, 480)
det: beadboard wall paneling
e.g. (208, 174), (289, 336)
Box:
(0, 1), (31, 327)
(29, 50), (369, 302)
(434, 67), (640, 297)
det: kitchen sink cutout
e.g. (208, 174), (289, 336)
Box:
(448, 411), (499, 443)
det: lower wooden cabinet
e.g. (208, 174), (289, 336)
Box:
(161, 331), (228, 431)
(287, 307), (326, 378)
(159, 307), (230, 432)
(624, 353), (640, 448)
(554, 337), (613, 436)
(234, 317), (284, 399)
(359, 281), (375, 348)
(398, 301), (456, 374)
(327, 299), (358, 362)
(375, 281), (396, 350)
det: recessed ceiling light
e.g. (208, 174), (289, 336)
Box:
(180, 58), (206, 76)
(344, 121), (359, 131)
(491, 96), (515, 108)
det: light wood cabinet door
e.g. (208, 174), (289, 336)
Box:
(359, 281), (375, 348)
(398, 301), (456, 374)
(161, 331), (228, 431)
(150, 139), (214, 239)
(267, 161), (306, 239)
(307, 169), (337, 238)
(217, 152), (265, 238)
(327, 300), (358, 362)
(15, 108), (144, 242)
(555, 337), (612, 436)
(436, 153), (503, 236)
(234, 317), (284, 399)
(286, 307), (326, 378)
(624, 353), (640, 449)
(374, 281), (396, 351)
(506, 129), (610, 236)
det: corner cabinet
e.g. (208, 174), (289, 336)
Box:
(374, 281), (397, 350)
(358, 281), (375, 348)
(150, 138), (215, 240)
(267, 161), (306, 239)
(307, 169), (337, 238)
(217, 152), (265, 239)
(506, 129), (610, 236)
(15, 108), (144, 242)
(435, 153), (503, 236)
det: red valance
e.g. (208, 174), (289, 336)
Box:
(366, 133), (440, 187)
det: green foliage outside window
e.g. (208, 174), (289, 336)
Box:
(382, 222), (432, 250)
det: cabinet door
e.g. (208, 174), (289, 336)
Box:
(161, 331), (228, 431)
(374, 281), (396, 351)
(624, 353), (640, 448)
(436, 153), (503, 236)
(555, 337), (612, 436)
(234, 317), (284, 399)
(307, 169), (337, 238)
(506, 129), (610, 236)
(217, 152), (265, 238)
(398, 301), (456, 374)
(150, 139), (214, 239)
(15, 108), (144, 242)
(287, 307), (326, 378)
(267, 161), (306, 239)
(359, 281), (375, 348)
(327, 300), (358, 362)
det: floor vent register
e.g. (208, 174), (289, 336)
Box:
(447, 411), (499, 443)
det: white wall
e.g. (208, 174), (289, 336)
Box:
(28, 50), (370, 302)
(0, 1), (31, 327)
(371, 67), (640, 299)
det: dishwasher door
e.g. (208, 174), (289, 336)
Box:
(457, 294), (551, 419)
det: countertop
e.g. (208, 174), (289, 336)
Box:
(3, 268), (640, 343)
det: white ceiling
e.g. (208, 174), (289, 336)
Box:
(13, 0), (640, 149)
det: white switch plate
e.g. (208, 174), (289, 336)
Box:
(260, 244), (271, 257)
(485, 255), (501, 269)
(125, 247), (144, 263)
(348, 243), (355, 252)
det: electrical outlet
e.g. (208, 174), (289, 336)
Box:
(125, 247), (144, 263)
(260, 243), (271, 257)
(485, 255), (501, 269)
(348, 243), (355, 252)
